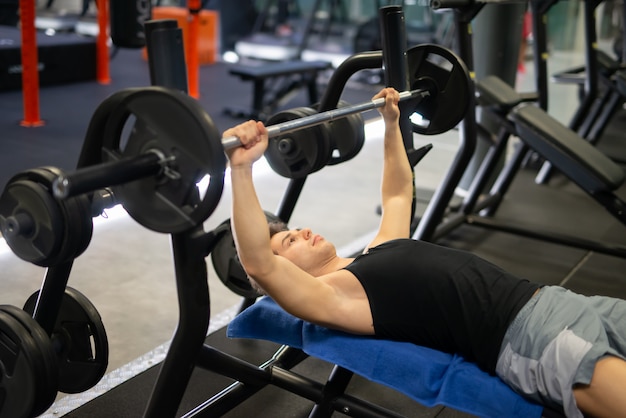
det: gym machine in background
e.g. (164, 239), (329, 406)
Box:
(233, 0), (454, 68)
(0, 6), (472, 417)
(12, 0), (151, 126)
(419, 0), (626, 266)
(414, 0), (547, 242)
(34, 0), (92, 33)
(537, 0), (626, 182)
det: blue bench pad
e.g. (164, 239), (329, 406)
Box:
(227, 297), (543, 418)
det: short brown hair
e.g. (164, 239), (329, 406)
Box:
(269, 220), (288, 238)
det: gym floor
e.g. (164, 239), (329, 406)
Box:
(1, 7), (626, 418)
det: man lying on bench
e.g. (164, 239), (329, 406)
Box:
(223, 87), (626, 418)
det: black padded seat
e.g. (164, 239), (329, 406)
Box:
(228, 60), (330, 80)
(476, 75), (537, 112)
(224, 60), (331, 119)
(511, 104), (625, 193)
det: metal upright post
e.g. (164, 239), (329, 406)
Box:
(413, 5), (477, 241)
(18, 0), (44, 127)
(378, 5), (418, 220)
(378, 5), (412, 150)
(187, 0), (201, 98)
(96, 0), (111, 85)
(529, 0), (558, 112)
(457, 2), (525, 192)
(144, 228), (211, 417)
(535, 0), (602, 184)
(145, 19), (189, 93)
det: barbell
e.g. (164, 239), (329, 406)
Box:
(220, 88), (429, 150)
(53, 87), (429, 199)
(220, 88), (430, 179)
(51, 87), (430, 197)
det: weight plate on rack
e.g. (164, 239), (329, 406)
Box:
(0, 167), (95, 267)
(0, 305), (58, 417)
(81, 87), (227, 233)
(24, 287), (108, 394)
(0, 167), (69, 266)
(0, 310), (48, 418)
(211, 212), (283, 298)
(407, 43), (472, 135)
(38, 166), (94, 262)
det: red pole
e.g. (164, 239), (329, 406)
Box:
(19, 0), (44, 127)
(187, 0), (200, 98)
(97, 0), (111, 84)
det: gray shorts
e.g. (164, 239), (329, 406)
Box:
(495, 286), (626, 418)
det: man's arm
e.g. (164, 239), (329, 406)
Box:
(225, 121), (340, 324)
(366, 88), (414, 249)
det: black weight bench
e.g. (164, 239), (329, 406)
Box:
(474, 75), (538, 145)
(435, 73), (626, 257)
(445, 75), (539, 217)
(547, 49), (625, 147)
(511, 103), (626, 226)
(223, 60), (331, 120)
(476, 75), (539, 113)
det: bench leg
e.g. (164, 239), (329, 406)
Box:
(308, 365), (354, 418)
(251, 79), (266, 119)
(586, 90), (623, 144)
(306, 74), (319, 104)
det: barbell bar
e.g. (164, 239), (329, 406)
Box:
(221, 88), (430, 150)
(52, 88), (429, 200)
(53, 152), (163, 199)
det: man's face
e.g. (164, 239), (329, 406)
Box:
(270, 228), (334, 273)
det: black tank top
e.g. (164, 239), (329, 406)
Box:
(344, 239), (539, 374)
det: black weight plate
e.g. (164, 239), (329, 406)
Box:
(264, 107), (333, 178)
(24, 287), (108, 394)
(25, 167), (78, 264)
(39, 167), (94, 261)
(407, 43), (472, 135)
(97, 87), (226, 233)
(304, 105), (334, 174)
(0, 305), (58, 417)
(0, 176), (64, 266)
(211, 212), (283, 298)
(313, 100), (365, 166)
(27, 167), (79, 267)
(0, 310), (40, 418)
(30, 167), (83, 266)
(3, 166), (89, 267)
(72, 195), (95, 259)
(49, 192), (93, 261)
